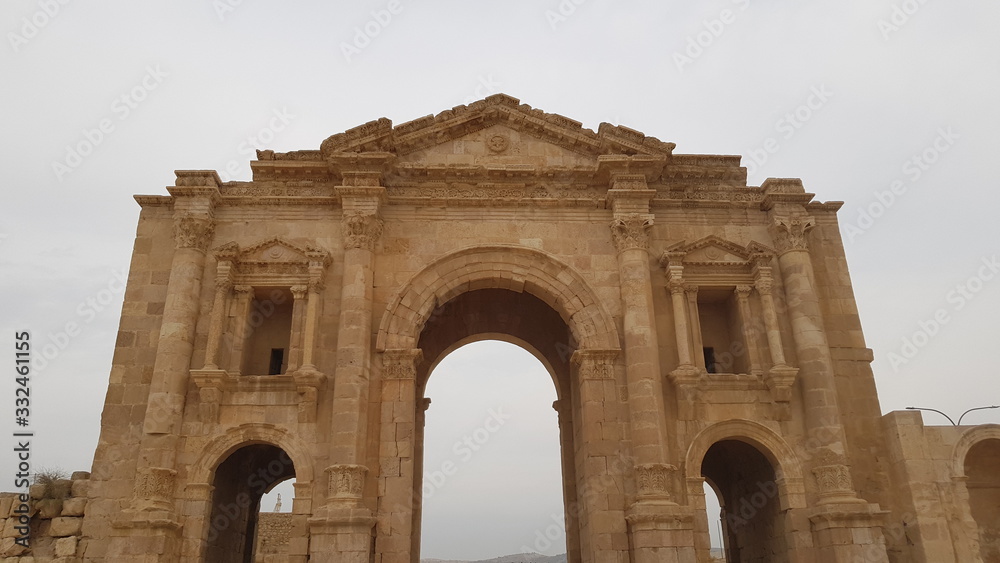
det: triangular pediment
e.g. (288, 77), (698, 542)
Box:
(213, 237), (321, 265)
(315, 94), (676, 160)
(663, 236), (775, 266)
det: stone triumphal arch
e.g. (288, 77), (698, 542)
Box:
(18, 94), (988, 562)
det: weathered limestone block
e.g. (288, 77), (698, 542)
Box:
(61, 498), (86, 517)
(48, 516), (83, 537)
(54, 535), (78, 557)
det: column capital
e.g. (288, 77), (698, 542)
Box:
(812, 464), (858, 504)
(571, 348), (620, 380)
(325, 464), (368, 502)
(771, 214), (816, 253)
(734, 284), (754, 299)
(381, 348), (423, 379)
(290, 285), (308, 299)
(635, 462), (677, 501)
(173, 215), (215, 251)
(755, 276), (774, 295)
(610, 213), (653, 253)
(343, 210), (384, 250)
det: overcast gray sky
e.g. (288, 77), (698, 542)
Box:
(2, 0), (999, 559)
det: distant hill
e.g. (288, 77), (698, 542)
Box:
(421, 553), (566, 563)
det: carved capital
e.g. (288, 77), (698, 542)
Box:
(290, 285), (308, 300)
(771, 215), (815, 253)
(734, 284), (753, 299)
(343, 211), (384, 250)
(233, 284), (253, 297)
(635, 463), (676, 500)
(173, 216), (215, 251)
(326, 464), (368, 501)
(571, 349), (619, 380)
(812, 464), (855, 499)
(755, 277), (774, 295)
(610, 213), (652, 252)
(382, 348), (423, 380)
(683, 284), (699, 297)
(133, 467), (177, 510)
(667, 279), (686, 295)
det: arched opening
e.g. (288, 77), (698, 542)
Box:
(701, 440), (786, 563)
(965, 438), (1000, 561)
(412, 288), (582, 561)
(421, 340), (563, 559)
(205, 444), (295, 563)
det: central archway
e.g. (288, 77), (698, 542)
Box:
(373, 245), (625, 563)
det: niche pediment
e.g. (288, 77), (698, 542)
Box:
(662, 236), (774, 282)
(213, 237), (330, 285)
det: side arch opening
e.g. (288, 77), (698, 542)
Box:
(204, 443), (295, 563)
(965, 438), (1000, 561)
(701, 440), (787, 563)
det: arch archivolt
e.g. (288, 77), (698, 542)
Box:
(185, 422), (315, 487)
(951, 423), (1000, 478)
(683, 418), (807, 510)
(375, 244), (621, 353)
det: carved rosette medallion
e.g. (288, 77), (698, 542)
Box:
(326, 464), (368, 500)
(771, 215), (815, 253)
(635, 463), (676, 500)
(173, 216), (215, 251)
(571, 349), (619, 380)
(133, 467), (177, 507)
(610, 214), (653, 253)
(381, 348), (423, 380)
(812, 464), (855, 498)
(343, 211), (384, 250)
(487, 134), (509, 153)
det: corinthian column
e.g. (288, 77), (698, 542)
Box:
(768, 210), (857, 502)
(309, 176), (386, 563)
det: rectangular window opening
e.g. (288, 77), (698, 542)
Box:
(703, 347), (717, 374)
(268, 348), (285, 376)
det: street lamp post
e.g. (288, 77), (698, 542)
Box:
(905, 405), (1000, 426)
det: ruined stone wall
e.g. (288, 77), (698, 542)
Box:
(0, 472), (90, 562)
